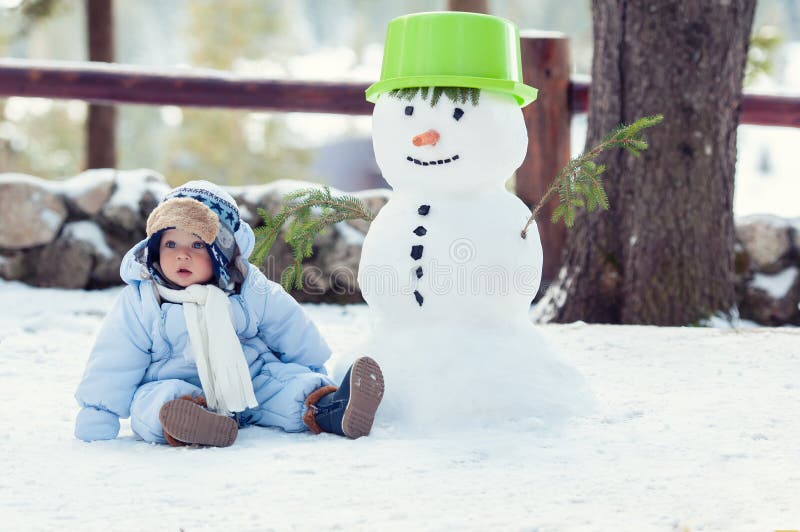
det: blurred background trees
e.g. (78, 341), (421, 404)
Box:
(0, 0), (796, 192)
(0, 0), (594, 186)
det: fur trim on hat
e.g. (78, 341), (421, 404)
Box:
(146, 197), (219, 244)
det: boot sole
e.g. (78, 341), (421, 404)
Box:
(159, 399), (238, 447)
(341, 357), (385, 439)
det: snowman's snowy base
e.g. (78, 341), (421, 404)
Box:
(333, 322), (595, 432)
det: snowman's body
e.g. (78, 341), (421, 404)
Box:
(348, 89), (593, 429)
(359, 187), (541, 328)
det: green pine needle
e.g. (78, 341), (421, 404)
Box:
(521, 114), (663, 238)
(389, 86), (480, 107)
(249, 187), (375, 290)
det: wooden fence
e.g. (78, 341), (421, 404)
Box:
(1, 34), (799, 279)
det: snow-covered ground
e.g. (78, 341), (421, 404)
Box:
(0, 280), (798, 531)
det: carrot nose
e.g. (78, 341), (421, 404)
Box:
(412, 129), (440, 146)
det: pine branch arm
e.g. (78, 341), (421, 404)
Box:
(520, 114), (663, 238)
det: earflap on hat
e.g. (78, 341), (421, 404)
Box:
(208, 241), (233, 289)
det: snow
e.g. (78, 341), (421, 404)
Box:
(334, 220), (366, 246)
(228, 179), (327, 205)
(56, 169), (113, 200)
(105, 169), (170, 211)
(520, 30), (567, 39)
(752, 266), (799, 299)
(0, 57), (268, 81)
(355, 187), (392, 200)
(0, 172), (47, 187)
(38, 208), (63, 232)
(0, 280), (798, 530)
(62, 221), (114, 259)
(0, 170), (110, 200)
(238, 205), (255, 224)
(735, 212), (794, 228)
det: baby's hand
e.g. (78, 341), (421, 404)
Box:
(75, 407), (120, 441)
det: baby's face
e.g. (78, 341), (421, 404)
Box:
(158, 228), (214, 287)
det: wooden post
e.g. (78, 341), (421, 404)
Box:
(86, 0), (116, 169)
(516, 33), (570, 286)
(446, 0), (488, 13)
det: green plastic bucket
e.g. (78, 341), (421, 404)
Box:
(366, 11), (537, 107)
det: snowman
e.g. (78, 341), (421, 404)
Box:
(350, 12), (593, 429)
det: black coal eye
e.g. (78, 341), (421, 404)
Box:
(453, 108), (464, 121)
(405, 106), (414, 116)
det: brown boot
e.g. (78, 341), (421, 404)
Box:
(159, 394), (238, 447)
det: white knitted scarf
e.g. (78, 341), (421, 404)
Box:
(156, 283), (258, 415)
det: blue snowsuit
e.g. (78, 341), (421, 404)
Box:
(74, 221), (334, 443)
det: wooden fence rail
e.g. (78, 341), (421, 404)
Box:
(2, 61), (797, 125)
(0, 59), (373, 115)
(1, 37), (799, 280)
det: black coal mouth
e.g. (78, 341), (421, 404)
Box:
(406, 154), (460, 167)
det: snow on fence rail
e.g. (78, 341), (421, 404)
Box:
(1, 61), (796, 126)
(1, 34), (798, 279)
(567, 82), (800, 128)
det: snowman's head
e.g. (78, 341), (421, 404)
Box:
(372, 87), (528, 195)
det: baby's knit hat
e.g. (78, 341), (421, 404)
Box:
(144, 180), (241, 290)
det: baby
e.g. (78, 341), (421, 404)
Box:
(74, 180), (383, 446)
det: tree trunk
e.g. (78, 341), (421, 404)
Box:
(536, 0), (756, 325)
(86, 0), (116, 169)
(446, 0), (488, 13)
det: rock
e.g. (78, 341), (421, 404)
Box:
(739, 266), (800, 326)
(62, 221), (114, 259)
(99, 203), (140, 234)
(733, 242), (751, 278)
(735, 215), (792, 274)
(254, 217), (364, 304)
(236, 182), (390, 304)
(91, 230), (137, 287)
(99, 170), (169, 235)
(60, 170), (115, 217)
(0, 174), (67, 249)
(90, 255), (124, 288)
(345, 190), (390, 233)
(292, 235), (364, 304)
(357, 189), (390, 214)
(0, 251), (28, 281)
(34, 236), (94, 289)
(62, 221), (123, 288)
(792, 218), (800, 253)
(0, 173), (387, 300)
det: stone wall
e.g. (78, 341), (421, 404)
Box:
(735, 215), (800, 325)
(1, 171), (798, 325)
(0, 170), (388, 304)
